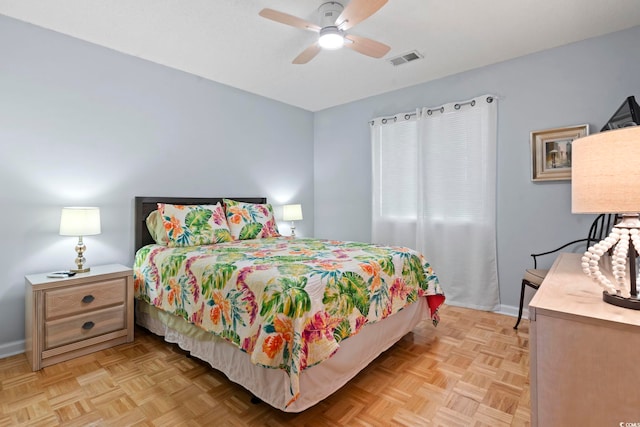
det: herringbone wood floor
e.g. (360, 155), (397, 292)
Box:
(0, 305), (530, 426)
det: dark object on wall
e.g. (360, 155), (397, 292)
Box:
(601, 96), (640, 132)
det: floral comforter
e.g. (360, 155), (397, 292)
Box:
(133, 237), (444, 406)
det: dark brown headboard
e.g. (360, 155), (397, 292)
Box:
(134, 196), (267, 252)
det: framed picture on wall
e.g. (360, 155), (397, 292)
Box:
(531, 124), (589, 181)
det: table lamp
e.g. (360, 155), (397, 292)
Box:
(572, 126), (640, 309)
(282, 204), (303, 237)
(59, 207), (101, 273)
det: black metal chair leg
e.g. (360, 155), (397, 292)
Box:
(514, 280), (527, 330)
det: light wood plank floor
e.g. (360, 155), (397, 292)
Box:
(0, 305), (530, 426)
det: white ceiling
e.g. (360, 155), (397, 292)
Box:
(1, 0), (639, 112)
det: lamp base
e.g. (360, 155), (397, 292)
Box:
(581, 214), (640, 303)
(72, 236), (90, 274)
(603, 291), (640, 310)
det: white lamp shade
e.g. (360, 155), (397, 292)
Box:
(282, 204), (303, 221)
(59, 207), (101, 236)
(572, 127), (640, 214)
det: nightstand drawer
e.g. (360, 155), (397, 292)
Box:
(44, 305), (125, 349)
(45, 278), (126, 320)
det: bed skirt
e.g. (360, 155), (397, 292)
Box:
(135, 297), (429, 412)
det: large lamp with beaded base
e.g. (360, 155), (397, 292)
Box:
(572, 126), (640, 309)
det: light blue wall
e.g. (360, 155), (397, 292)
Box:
(1, 13), (639, 354)
(0, 15), (314, 354)
(314, 25), (640, 312)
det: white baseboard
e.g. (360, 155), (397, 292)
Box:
(0, 339), (25, 359)
(495, 304), (529, 320)
(0, 306), (529, 359)
(444, 302), (529, 321)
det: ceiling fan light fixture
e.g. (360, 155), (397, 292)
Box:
(259, 1), (390, 64)
(318, 26), (344, 50)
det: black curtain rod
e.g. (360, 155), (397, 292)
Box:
(371, 96), (495, 125)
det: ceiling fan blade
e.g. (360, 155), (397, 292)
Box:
(344, 34), (390, 58)
(336, 0), (388, 31)
(259, 8), (321, 32)
(293, 43), (322, 64)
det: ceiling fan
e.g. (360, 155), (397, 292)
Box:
(259, 0), (391, 64)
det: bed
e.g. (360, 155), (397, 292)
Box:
(133, 196), (445, 412)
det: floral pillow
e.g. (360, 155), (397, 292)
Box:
(158, 203), (233, 247)
(146, 210), (169, 245)
(223, 199), (280, 240)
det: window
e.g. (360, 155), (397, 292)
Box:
(372, 117), (417, 219)
(371, 96), (500, 311)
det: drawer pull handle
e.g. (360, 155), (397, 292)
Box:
(82, 321), (95, 330)
(81, 295), (95, 304)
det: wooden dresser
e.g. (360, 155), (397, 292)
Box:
(25, 264), (134, 371)
(529, 253), (640, 426)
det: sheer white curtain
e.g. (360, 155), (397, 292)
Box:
(416, 96), (499, 310)
(371, 95), (499, 311)
(371, 113), (419, 247)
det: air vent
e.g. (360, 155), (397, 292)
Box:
(388, 50), (423, 66)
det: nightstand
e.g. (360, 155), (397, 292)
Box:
(25, 264), (134, 371)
